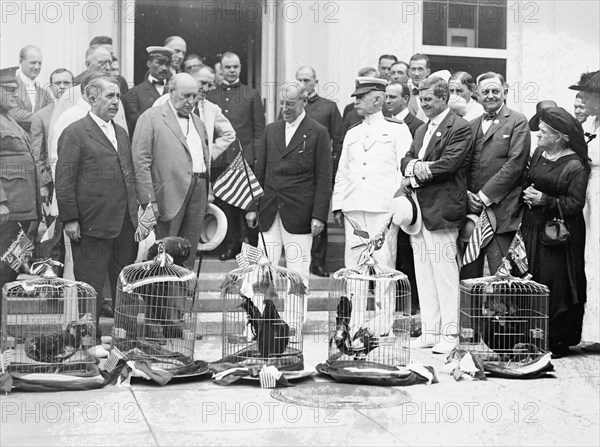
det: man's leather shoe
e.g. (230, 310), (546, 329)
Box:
(311, 266), (330, 277)
(100, 302), (114, 318)
(219, 249), (236, 261)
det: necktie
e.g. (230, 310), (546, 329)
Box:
(151, 79), (165, 86)
(483, 113), (495, 121)
(177, 112), (189, 119)
(102, 123), (118, 151)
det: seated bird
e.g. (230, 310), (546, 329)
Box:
(147, 236), (192, 267)
(351, 300), (394, 359)
(257, 299), (290, 358)
(478, 296), (523, 359)
(238, 294), (262, 341)
(329, 295), (353, 355)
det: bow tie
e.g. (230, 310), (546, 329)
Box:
(585, 132), (597, 142)
(151, 79), (165, 86)
(483, 113), (496, 121)
(177, 112), (189, 119)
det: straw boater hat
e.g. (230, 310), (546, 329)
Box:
(391, 189), (422, 235)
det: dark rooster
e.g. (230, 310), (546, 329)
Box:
(257, 299), (290, 358)
(351, 300), (394, 360)
(478, 296), (525, 360)
(238, 294), (262, 341)
(25, 316), (95, 363)
(329, 295), (353, 355)
(147, 237), (191, 266)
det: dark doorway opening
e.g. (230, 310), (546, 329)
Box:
(134, 0), (262, 86)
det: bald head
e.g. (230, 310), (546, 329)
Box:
(295, 66), (318, 96)
(170, 73), (198, 116)
(19, 45), (42, 80)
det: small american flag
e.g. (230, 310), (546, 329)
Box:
(236, 242), (264, 268)
(463, 209), (494, 265)
(135, 204), (157, 242)
(213, 151), (263, 210)
(508, 229), (529, 274)
(1, 230), (34, 272)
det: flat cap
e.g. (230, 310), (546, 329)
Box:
(351, 76), (387, 97)
(0, 67), (18, 87)
(146, 46), (174, 62)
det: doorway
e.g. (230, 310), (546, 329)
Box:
(133, 0), (262, 86)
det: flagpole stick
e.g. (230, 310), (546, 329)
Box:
(238, 140), (269, 262)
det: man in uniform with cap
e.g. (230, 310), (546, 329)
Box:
(332, 76), (413, 269)
(460, 72), (530, 280)
(0, 68), (41, 289)
(400, 76), (472, 354)
(123, 46), (174, 133)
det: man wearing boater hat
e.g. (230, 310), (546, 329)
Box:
(400, 76), (472, 354)
(332, 76), (413, 269)
(123, 46), (174, 133)
(0, 67), (41, 289)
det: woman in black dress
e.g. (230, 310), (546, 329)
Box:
(522, 107), (589, 358)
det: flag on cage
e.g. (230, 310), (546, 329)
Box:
(135, 204), (157, 242)
(213, 151), (263, 210)
(1, 230), (34, 272)
(508, 229), (529, 275)
(235, 242), (264, 268)
(462, 209), (494, 265)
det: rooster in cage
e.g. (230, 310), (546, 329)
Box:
(24, 315), (95, 363)
(257, 299), (290, 358)
(351, 300), (395, 360)
(477, 295), (525, 360)
(238, 294), (262, 341)
(329, 295), (353, 355)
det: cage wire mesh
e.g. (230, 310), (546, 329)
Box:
(221, 259), (305, 367)
(328, 259), (411, 367)
(459, 274), (549, 366)
(113, 245), (199, 371)
(0, 260), (97, 374)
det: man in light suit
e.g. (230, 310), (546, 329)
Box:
(30, 68), (74, 207)
(246, 80), (332, 290)
(401, 76), (472, 354)
(10, 45), (53, 132)
(461, 72), (530, 278)
(123, 46), (173, 134)
(133, 73), (211, 269)
(55, 77), (138, 325)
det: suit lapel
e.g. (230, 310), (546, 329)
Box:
(84, 114), (118, 153)
(160, 103), (189, 150)
(282, 116), (311, 157)
(274, 120), (286, 155)
(423, 111), (455, 161)
(482, 105), (508, 143)
(142, 80), (160, 101)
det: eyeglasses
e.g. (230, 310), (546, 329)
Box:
(280, 100), (300, 108)
(97, 59), (112, 67)
(52, 81), (73, 86)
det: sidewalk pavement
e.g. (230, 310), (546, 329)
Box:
(1, 326), (599, 446)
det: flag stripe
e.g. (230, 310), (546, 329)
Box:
(213, 152), (264, 209)
(463, 210), (493, 265)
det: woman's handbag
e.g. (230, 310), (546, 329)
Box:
(540, 200), (570, 246)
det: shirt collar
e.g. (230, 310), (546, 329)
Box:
(16, 68), (36, 86)
(89, 111), (112, 127)
(286, 109), (306, 128)
(148, 74), (161, 84)
(168, 100), (187, 119)
(307, 93), (318, 103)
(429, 107), (450, 127)
(395, 109), (409, 121)
(223, 79), (240, 86)
(363, 111), (385, 125)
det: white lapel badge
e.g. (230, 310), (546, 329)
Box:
(494, 119), (499, 124)
(435, 131), (442, 137)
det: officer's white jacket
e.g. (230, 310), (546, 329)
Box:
(332, 111), (413, 213)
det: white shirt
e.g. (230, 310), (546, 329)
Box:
(89, 112), (117, 151)
(17, 68), (38, 112)
(285, 110), (306, 146)
(148, 75), (165, 96)
(481, 109), (499, 135)
(394, 108), (410, 121)
(168, 101), (206, 173)
(419, 107), (450, 159)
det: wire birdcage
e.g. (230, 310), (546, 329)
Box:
(0, 260), (97, 374)
(113, 243), (199, 371)
(221, 258), (305, 367)
(459, 273), (549, 366)
(328, 258), (411, 367)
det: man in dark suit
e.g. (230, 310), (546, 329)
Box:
(132, 73), (211, 270)
(207, 52), (265, 260)
(55, 77), (138, 323)
(461, 72), (530, 278)
(10, 45), (53, 132)
(386, 81), (424, 138)
(0, 68), (41, 289)
(123, 46), (173, 133)
(401, 76), (472, 354)
(292, 66), (345, 277)
(246, 80), (332, 296)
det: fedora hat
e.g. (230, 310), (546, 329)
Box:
(392, 190), (422, 235)
(459, 208), (497, 245)
(197, 203), (228, 252)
